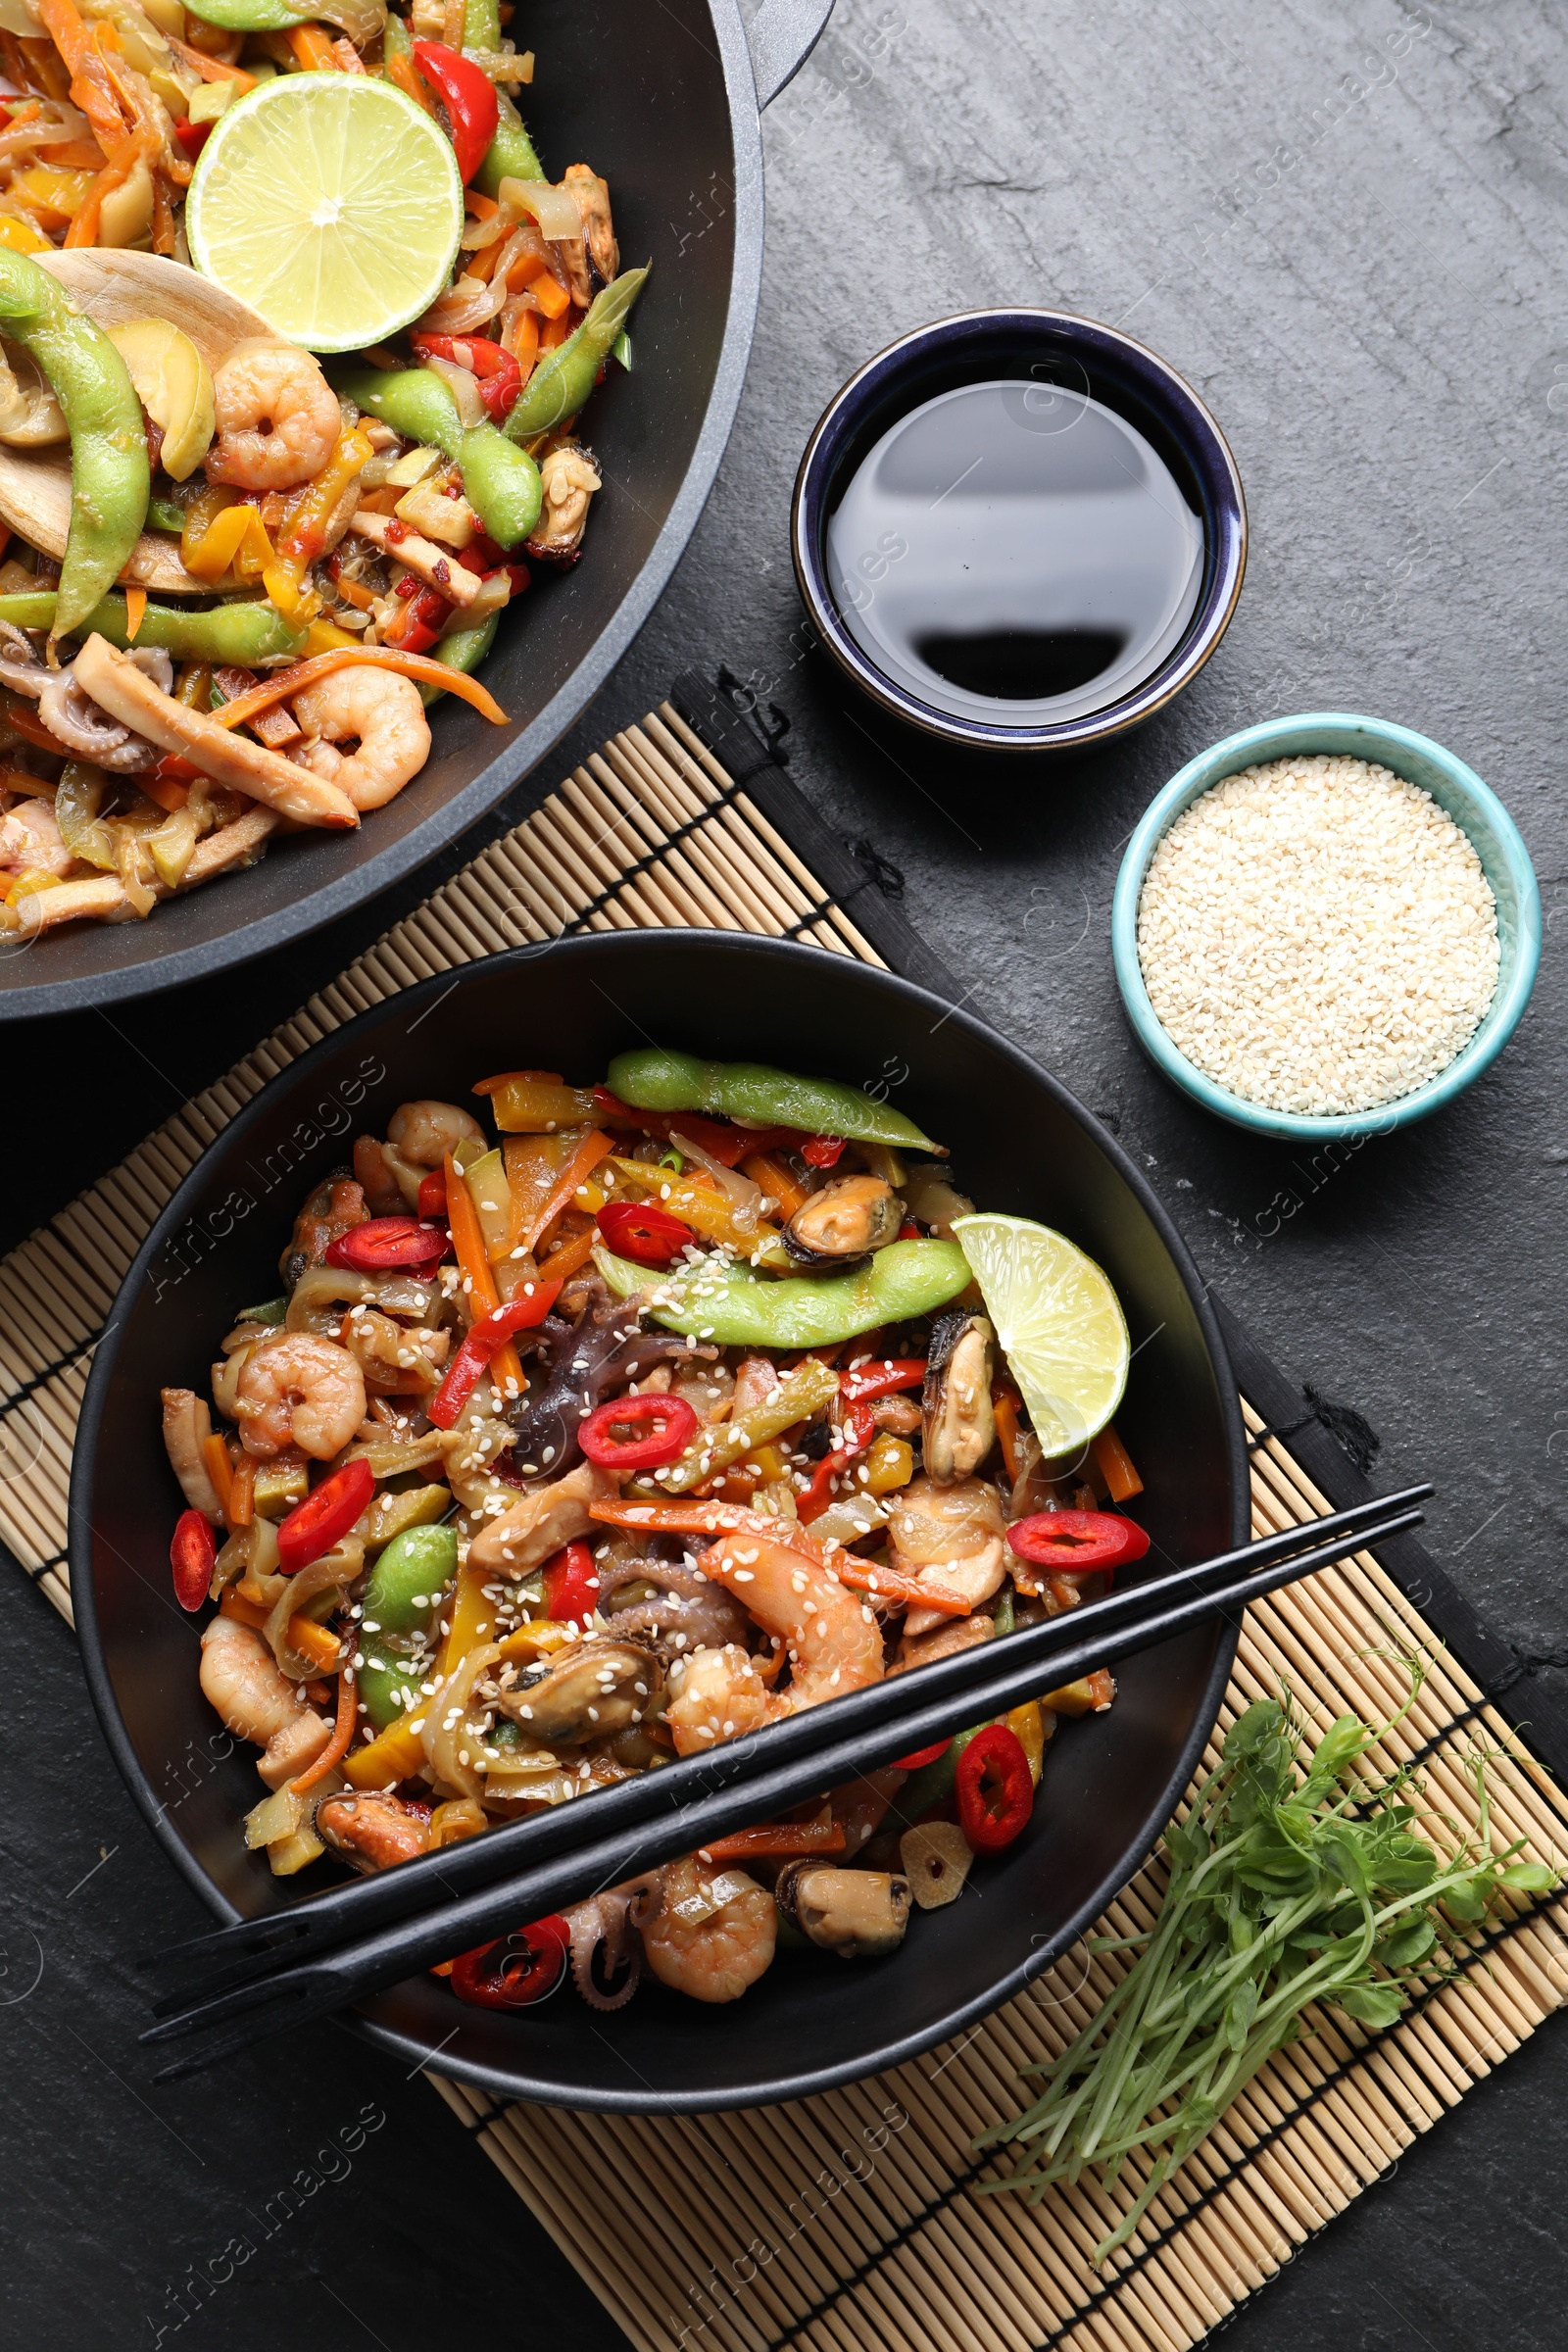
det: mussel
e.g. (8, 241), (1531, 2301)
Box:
(495, 1635), (663, 1745)
(776, 1864), (913, 1959)
(922, 1309), (997, 1482)
(782, 1174), (902, 1270)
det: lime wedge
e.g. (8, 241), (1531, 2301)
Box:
(186, 74), (463, 353)
(952, 1212), (1130, 1457)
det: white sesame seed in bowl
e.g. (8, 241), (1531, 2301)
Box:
(1110, 716), (1542, 1141)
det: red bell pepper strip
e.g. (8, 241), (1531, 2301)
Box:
(596, 1199), (689, 1268)
(890, 1738), (952, 1773)
(897, 1220), (922, 1241)
(591, 1088), (807, 1169)
(542, 1538), (601, 1627)
(172, 115), (211, 162)
(796, 1398), (875, 1523)
(448, 1916), (570, 2009)
(577, 1391), (698, 1471)
(276, 1456), (375, 1575)
(427, 1282), (564, 1429)
(839, 1357), (927, 1405)
(416, 1168), (447, 1218)
(802, 1135), (845, 1168)
(411, 39), (498, 183)
(1006, 1510), (1151, 1575)
(324, 1214), (447, 1273)
(383, 582), (452, 656)
(699, 1822), (847, 1864)
(171, 1507), (215, 1611)
(409, 329), (522, 422)
(956, 1723), (1034, 1853)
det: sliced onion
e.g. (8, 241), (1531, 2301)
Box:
(422, 1641), (503, 1800)
(422, 352), (487, 428)
(416, 273), (509, 337)
(498, 174), (582, 243)
(312, 0), (386, 45)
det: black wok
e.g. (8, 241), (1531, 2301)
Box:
(1, 0), (834, 1020)
(73, 933), (1247, 2111)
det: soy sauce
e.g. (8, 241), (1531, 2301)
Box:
(824, 379), (1204, 726)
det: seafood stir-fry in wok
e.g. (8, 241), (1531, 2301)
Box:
(168, 1049), (1151, 2011)
(0, 0), (643, 938)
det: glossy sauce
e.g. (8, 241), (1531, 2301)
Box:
(825, 379), (1204, 726)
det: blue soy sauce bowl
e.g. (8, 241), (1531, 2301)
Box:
(790, 310), (1248, 755)
(1111, 712), (1544, 1142)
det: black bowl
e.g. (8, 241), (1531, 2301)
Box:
(791, 310), (1248, 755)
(72, 933), (1246, 2112)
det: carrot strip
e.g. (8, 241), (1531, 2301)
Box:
(587, 1497), (972, 1615)
(122, 583), (146, 641)
(992, 1387), (1021, 1485)
(443, 1149), (524, 1399)
(1091, 1422), (1144, 1502)
(385, 50), (434, 111)
(286, 1613), (344, 1673)
(523, 1125), (612, 1251)
(287, 23), (337, 69)
(138, 770), (190, 814)
(535, 1221), (598, 1284)
(227, 1451), (254, 1528)
(290, 1662), (357, 1793)
(167, 34), (256, 86)
(212, 646), (506, 731)
(699, 1823), (847, 1864)
(833, 1558), (971, 1618)
(219, 1588), (270, 1629)
(202, 1431), (233, 1520)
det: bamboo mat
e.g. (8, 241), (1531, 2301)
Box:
(4, 678), (1566, 2352)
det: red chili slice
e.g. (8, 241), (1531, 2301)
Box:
(1006, 1509), (1151, 1574)
(324, 1215), (447, 1272)
(956, 1723), (1034, 1854)
(276, 1456), (375, 1575)
(171, 1508), (215, 1611)
(543, 1538), (601, 1627)
(597, 1200), (690, 1268)
(891, 1738), (952, 1773)
(427, 1282), (564, 1430)
(578, 1391), (698, 1471)
(416, 1168), (447, 1218)
(448, 1916), (570, 2010)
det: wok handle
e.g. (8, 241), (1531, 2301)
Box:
(747, 0), (835, 107)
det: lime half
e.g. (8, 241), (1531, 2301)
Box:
(187, 74), (463, 353)
(953, 1212), (1130, 1458)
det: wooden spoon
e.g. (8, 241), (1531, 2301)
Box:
(0, 251), (281, 597)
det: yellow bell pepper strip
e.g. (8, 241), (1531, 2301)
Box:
(606, 1155), (792, 1268)
(182, 494), (273, 583)
(442, 1148), (525, 1400)
(1092, 1422), (1144, 1502)
(656, 1357), (839, 1495)
(438, 1556), (497, 1676)
(201, 1431), (234, 1523)
(500, 1129), (577, 1252)
(0, 217), (50, 254)
(341, 1712), (426, 1789)
(210, 644), (506, 731)
(475, 1072), (599, 1130)
(263, 420), (374, 625)
(526, 1126), (612, 1253)
(595, 1236), (972, 1350)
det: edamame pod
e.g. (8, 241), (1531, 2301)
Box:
(605, 1045), (943, 1152)
(594, 1237), (971, 1348)
(332, 368), (541, 547)
(0, 590), (306, 664)
(418, 612), (499, 708)
(0, 252), (148, 648)
(357, 1523), (458, 1732)
(473, 86), (545, 197)
(503, 268), (648, 443)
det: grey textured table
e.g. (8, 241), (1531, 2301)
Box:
(4, 2), (1566, 2344)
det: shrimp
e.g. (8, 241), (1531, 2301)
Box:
(292, 666), (431, 812)
(387, 1099), (485, 1168)
(663, 1529), (883, 1756)
(890, 1474), (1006, 1638)
(205, 339), (342, 491)
(638, 1855), (776, 2003)
(232, 1330), (367, 1460)
(199, 1616), (332, 1788)
(0, 794), (72, 876)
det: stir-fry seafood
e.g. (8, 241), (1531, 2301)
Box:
(0, 0), (644, 937)
(168, 1049), (1151, 2010)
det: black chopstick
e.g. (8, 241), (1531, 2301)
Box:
(144, 1483), (1432, 2002)
(143, 1497), (1427, 2074)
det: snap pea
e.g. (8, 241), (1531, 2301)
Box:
(474, 87), (546, 198)
(464, 0), (502, 47)
(0, 590), (307, 664)
(331, 367), (541, 547)
(595, 1237), (971, 1348)
(418, 612), (499, 708)
(605, 1045), (942, 1152)
(0, 252), (148, 647)
(181, 0), (302, 24)
(357, 1523), (458, 1733)
(503, 268), (648, 443)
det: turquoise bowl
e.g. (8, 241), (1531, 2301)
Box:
(1110, 712), (1542, 1142)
